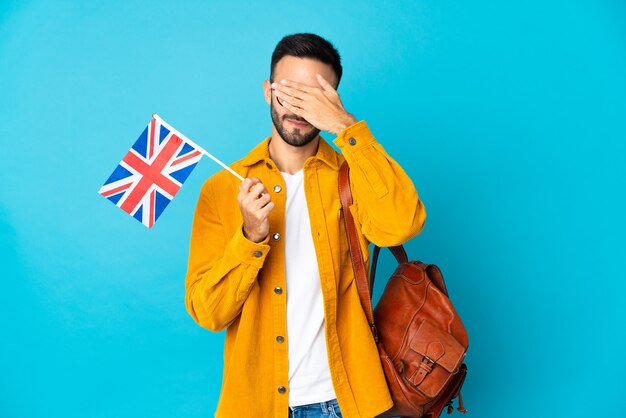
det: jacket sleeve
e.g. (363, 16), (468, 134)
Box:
(333, 120), (426, 247)
(184, 179), (270, 332)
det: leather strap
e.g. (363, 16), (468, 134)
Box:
(370, 245), (408, 294)
(339, 161), (409, 342)
(339, 162), (378, 341)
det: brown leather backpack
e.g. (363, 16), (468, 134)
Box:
(339, 162), (469, 418)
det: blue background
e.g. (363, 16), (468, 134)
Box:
(1, 0), (624, 417)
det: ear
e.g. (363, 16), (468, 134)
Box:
(263, 79), (272, 105)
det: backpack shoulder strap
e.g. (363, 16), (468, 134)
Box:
(338, 161), (378, 341)
(370, 245), (408, 293)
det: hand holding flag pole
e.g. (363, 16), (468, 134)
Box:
(99, 114), (244, 228)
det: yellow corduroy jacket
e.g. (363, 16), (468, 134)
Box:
(185, 120), (426, 418)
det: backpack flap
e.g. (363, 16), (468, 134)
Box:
(401, 319), (466, 399)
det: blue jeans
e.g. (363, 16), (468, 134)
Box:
(288, 398), (342, 418)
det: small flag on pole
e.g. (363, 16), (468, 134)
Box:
(99, 115), (204, 228)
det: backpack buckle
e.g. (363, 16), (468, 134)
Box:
(423, 354), (435, 365)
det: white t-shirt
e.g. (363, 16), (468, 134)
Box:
(281, 169), (337, 406)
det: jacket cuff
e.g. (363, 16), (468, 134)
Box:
(333, 120), (377, 151)
(230, 223), (271, 269)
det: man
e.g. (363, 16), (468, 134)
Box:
(185, 33), (426, 418)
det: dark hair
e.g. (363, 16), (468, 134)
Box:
(270, 33), (342, 87)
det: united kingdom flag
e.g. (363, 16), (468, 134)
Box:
(99, 116), (203, 228)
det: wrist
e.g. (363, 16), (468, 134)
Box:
(333, 113), (358, 135)
(243, 226), (266, 243)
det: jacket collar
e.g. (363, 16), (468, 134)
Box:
(241, 135), (339, 170)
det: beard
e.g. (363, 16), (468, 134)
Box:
(270, 99), (320, 147)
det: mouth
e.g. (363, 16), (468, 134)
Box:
(286, 118), (310, 128)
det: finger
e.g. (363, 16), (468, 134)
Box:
(274, 90), (306, 109)
(241, 185), (263, 206)
(239, 178), (252, 193)
(275, 94), (287, 108)
(239, 177), (261, 194)
(247, 181), (266, 197)
(258, 201), (275, 218)
(250, 192), (271, 211)
(250, 182), (267, 197)
(278, 99), (303, 115)
(245, 183), (268, 202)
(275, 79), (316, 94)
(247, 177), (262, 192)
(273, 83), (311, 101)
(316, 74), (337, 93)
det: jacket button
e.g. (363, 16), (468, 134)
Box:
(274, 286), (283, 295)
(253, 251), (263, 258)
(276, 335), (284, 343)
(272, 233), (281, 241)
(278, 386), (286, 394)
(273, 185), (282, 193)
(348, 137), (357, 145)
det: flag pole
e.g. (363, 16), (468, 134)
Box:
(152, 113), (245, 182)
